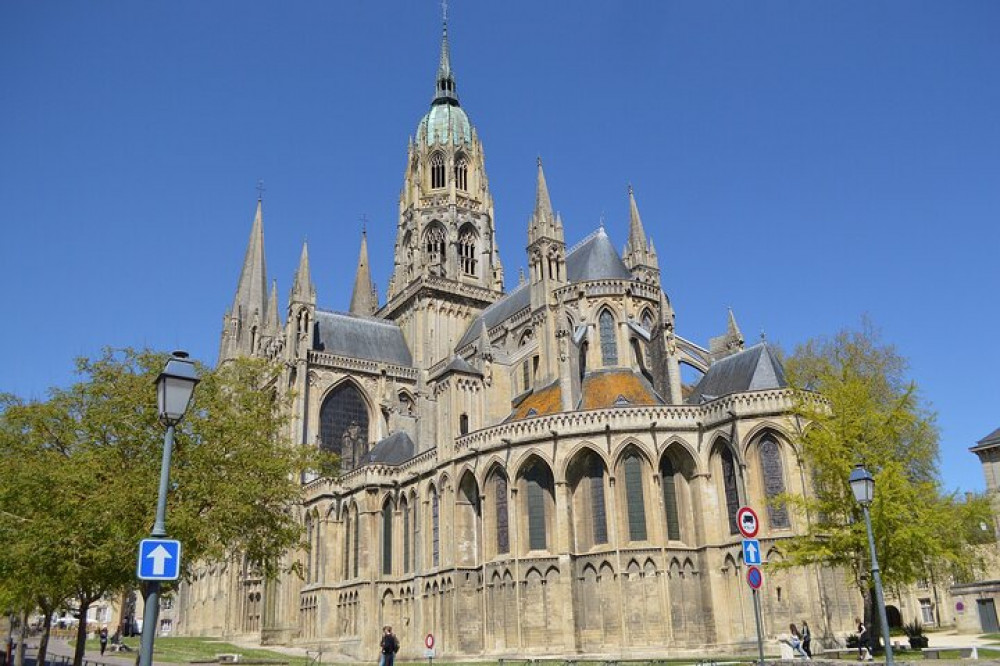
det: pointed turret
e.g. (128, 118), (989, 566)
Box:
(350, 231), (378, 316)
(220, 198), (270, 362)
(432, 12), (459, 107)
(709, 308), (745, 361)
(266, 280), (280, 336)
(622, 185), (660, 285)
(528, 158), (564, 246)
(290, 241), (316, 306)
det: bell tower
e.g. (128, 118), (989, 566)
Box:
(382, 13), (504, 370)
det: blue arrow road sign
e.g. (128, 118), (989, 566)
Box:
(137, 539), (181, 581)
(742, 538), (761, 566)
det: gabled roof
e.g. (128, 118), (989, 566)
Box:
(431, 354), (482, 380)
(456, 227), (632, 349)
(971, 427), (1000, 452)
(367, 431), (415, 465)
(313, 310), (412, 366)
(687, 343), (787, 404)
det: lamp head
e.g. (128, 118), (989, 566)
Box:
(849, 463), (875, 506)
(156, 351), (200, 425)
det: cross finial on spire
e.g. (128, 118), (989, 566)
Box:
(442, 0), (448, 25)
(360, 213), (368, 235)
(628, 183), (633, 196)
(256, 179), (265, 201)
(760, 329), (767, 343)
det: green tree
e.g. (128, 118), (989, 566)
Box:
(0, 350), (328, 666)
(782, 322), (991, 646)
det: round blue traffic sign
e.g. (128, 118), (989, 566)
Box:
(746, 565), (763, 589)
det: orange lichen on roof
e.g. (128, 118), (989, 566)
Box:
(580, 370), (662, 410)
(509, 382), (562, 421)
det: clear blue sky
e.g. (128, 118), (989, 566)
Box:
(2, 2), (997, 492)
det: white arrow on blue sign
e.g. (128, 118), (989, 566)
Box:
(742, 538), (762, 566)
(137, 538), (182, 581)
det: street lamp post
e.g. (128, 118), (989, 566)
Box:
(849, 463), (894, 666)
(138, 352), (199, 666)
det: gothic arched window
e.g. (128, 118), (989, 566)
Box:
(459, 226), (477, 276)
(623, 452), (647, 541)
(568, 450), (607, 548)
(352, 504), (361, 578)
(641, 309), (654, 333)
(304, 514), (313, 582)
(523, 459), (553, 551)
(424, 224), (446, 268)
(454, 154), (468, 191)
(430, 152), (445, 189)
(382, 501), (393, 575)
(402, 497), (411, 574)
(599, 310), (618, 367)
(661, 457), (681, 541)
(494, 473), (510, 555)
(319, 383), (369, 472)
(343, 511), (351, 579)
(760, 436), (790, 529)
(720, 444), (740, 535)
(431, 487), (440, 567)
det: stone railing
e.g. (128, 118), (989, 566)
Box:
(308, 350), (418, 380)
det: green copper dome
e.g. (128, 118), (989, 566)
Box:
(418, 104), (473, 145)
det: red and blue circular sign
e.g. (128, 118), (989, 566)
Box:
(737, 506), (760, 539)
(746, 565), (763, 589)
(425, 633), (435, 649)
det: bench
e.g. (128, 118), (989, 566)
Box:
(821, 648), (858, 660)
(922, 647), (977, 659)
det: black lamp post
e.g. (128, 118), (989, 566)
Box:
(849, 463), (894, 665)
(138, 352), (198, 666)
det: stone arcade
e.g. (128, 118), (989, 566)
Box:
(177, 15), (860, 660)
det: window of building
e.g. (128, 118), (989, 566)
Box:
(425, 224), (446, 267)
(589, 456), (608, 545)
(920, 598), (934, 624)
(524, 461), (552, 551)
(454, 154), (468, 191)
(382, 502), (393, 575)
(661, 457), (681, 541)
(459, 227), (477, 275)
(579, 341), (588, 381)
(599, 310), (618, 366)
(522, 360), (530, 392)
(432, 488), (440, 567)
(459, 413), (469, 435)
(319, 383), (369, 472)
(431, 152), (445, 189)
(495, 474), (510, 555)
(343, 512), (352, 578)
(159, 619), (172, 634)
(641, 310), (654, 333)
(623, 452), (647, 541)
(759, 436), (790, 529)
(304, 514), (313, 582)
(352, 506), (360, 578)
(721, 445), (740, 535)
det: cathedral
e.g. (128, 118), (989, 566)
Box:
(177, 16), (860, 659)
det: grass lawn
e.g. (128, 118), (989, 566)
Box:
(85, 636), (311, 666)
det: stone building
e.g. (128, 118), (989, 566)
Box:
(177, 16), (860, 659)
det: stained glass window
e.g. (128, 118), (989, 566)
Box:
(661, 458), (681, 541)
(624, 453), (647, 541)
(319, 383), (369, 472)
(600, 310), (618, 366)
(382, 502), (393, 575)
(495, 474), (510, 555)
(524, 462), (551, 551)
(760, 436), (790, 528)
(721, 446), (740, 535)
(588, 456), (608, 545)
(432, 488), (440, 567)
(402, 499), (411, 573)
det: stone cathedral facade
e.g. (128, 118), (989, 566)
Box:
(177, 19), (860, 660)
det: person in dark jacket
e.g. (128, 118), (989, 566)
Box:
(801, 620), (812, 658)
(379, 626), (399, 666)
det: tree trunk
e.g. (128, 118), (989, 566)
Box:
(72, 597), (92, 666)
(14, 610), (27, 666)
(36, 609), (53, 666)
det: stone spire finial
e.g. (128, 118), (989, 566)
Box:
(710, 307), (745, 360)
(230, 198), (268, 320)
(432, 2), (459, 107)
(290, 240), (315, 305)
(266, 280), (280, 335)
(532, 157), (554, 227)
(627, 184), (648, 252)
(350, 231), (378, 315)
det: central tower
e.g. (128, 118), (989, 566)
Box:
(383, 15), (504, 369)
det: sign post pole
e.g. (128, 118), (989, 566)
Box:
(752, 588), (765, 666)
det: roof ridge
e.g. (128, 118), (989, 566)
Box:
(566, 227), (606, 255)
(317, 309), (401, 329)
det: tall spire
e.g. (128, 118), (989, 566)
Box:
(350, 231), (378, 315)
(626, 184), (648, 253)
(290, 241), (315, 305)
(622, 185), (659, 282)
(266, 280), (280, 335)
(529, 157), (558, 241)
(231, 198), (268, 320)
(432, 1), (459, 106)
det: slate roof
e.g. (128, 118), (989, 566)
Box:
(971, 427), (1000, 452)
(313, 310), (413, 366)
(366, 431), (416, 465)
(431, 354), (482, 379)
(687, 343), (788, 404)
(456, 228), (632, 349)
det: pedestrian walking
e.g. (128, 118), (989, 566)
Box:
(856, 617), (872, 661)
(787, 624), (810, 660)
(379, 626), (399, 666)
(99, 626), (109, 656)
(801, 620), (812, 658)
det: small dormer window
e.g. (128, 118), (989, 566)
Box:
(431, 152), (445, 189)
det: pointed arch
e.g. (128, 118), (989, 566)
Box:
(401, 494), (411, 574)
(423, 221), (446, 268)
(430, 151), (446, 189)
(566, 446), (609, 550)
(618, 444), (649, 542)
(458, 222), (478, 276)
(660, 440), (697, 543)
(429, 483), (441, 568)
(712, 436), (741, 536)
(454, 152), (468, 191)
(381, 497), (394, 576)
(516, 454), (555, 553)
(319, 378), (372, 472)
(599, 308), (618, 367)
(456, 470), (481, 566)
(485, 463), (510, 557)
(756, 431), (791, 529)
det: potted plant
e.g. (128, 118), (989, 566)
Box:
(904, 619), (929, 649)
